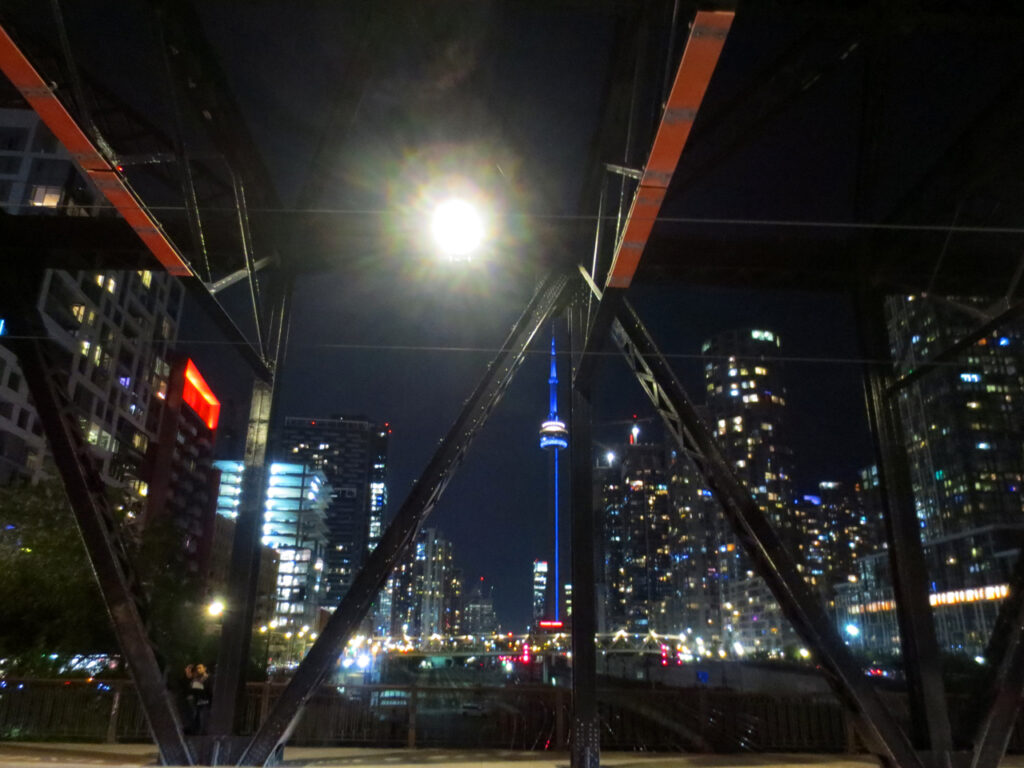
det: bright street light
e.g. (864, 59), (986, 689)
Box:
(206, 599), (225, 618)
(431, 198), (484, 258)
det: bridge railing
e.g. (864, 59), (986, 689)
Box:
(0, 677), (904, 752)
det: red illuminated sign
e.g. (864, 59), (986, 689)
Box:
(537, 620), (564, 630)
(182, 359), (220, 431)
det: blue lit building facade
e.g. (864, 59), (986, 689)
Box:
(277, 416), (389, 607)
(214, 461), (329, 630)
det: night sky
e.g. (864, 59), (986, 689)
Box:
(182, 269), (875, 632)
(13, 1), (1019, 631)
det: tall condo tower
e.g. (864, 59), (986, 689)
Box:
(538, 330), (569, 620)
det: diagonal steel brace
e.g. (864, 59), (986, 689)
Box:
(237, 270), (573, 765)
(2, 276), (192, 766)
(576, 270), (922, 768)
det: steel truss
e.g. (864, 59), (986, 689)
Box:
(1, 269), (193, 766)
(236, 270), (573, 765)
(578, 271), (922, 767)
(576, 268), (1024, 768)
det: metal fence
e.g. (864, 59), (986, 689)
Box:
(0, 678), (861, 751)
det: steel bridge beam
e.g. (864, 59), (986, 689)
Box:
(204, 277), (292, 761)
(575, 10), (733, 391)
(857, 292), (952, 755)
(237, 270), (572, 766)
(968, 581), (1024, 768)
(1, 270), (193, 766)
(568, 293), (600, 768)
(577, 272), (922, 768)
(0, 22), (273, 382)
(889, 294), (1024, 393)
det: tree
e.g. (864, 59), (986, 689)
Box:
(0, 482), (115, 671)
(0, 482), (215, 677)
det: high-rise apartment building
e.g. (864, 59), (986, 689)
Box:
(667, 447), (725, 642)
(798, 480), (881, 603)
(532, 560), (549, 624)
(214, 461), (329, 630)
(0, 108), (185, 507)
(385, 527), (460, 639)
(462, 577), (499, 636)
(599, 433), (675, 633)
(837, 298), (1024, 656)
(277, 416), (389, 606)
(140, 357), (222, 576)
(701, 328), (795, 654)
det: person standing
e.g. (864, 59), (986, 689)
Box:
(190, 663), (211, 734)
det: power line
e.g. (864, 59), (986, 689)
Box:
(8, 201), (1024, 237)
(0, 332), (980, 368)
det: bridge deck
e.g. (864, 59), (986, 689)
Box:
(0, 744), (890, 768)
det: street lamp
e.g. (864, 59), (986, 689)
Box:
(206, 599), (225, 618)
(431, 198), (484, 259)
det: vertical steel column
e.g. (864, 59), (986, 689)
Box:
(568, 296), (600, 768)
(2, 269), (192, 766)
(207, 276), (292, 757)
(856, 291), (952, 757)
(969, 581), (1024, 768)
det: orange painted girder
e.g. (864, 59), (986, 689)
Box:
(0, 25), (193, 277)
(606, 10), (734, 289)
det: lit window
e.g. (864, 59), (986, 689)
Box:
(29, 185), (62, 208)
(106, 277), (116, 294)
(71, 304), (85, 322)
(967, 401), (980, 409)
(137, 270), (152, 288)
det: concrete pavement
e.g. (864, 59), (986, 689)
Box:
(0, 744), (888, 768)
(3, 744), (1021, 768)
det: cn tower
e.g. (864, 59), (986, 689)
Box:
(538, 328), (568, 620)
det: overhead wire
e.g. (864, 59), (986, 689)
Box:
(7, 201), (1024, 237)
(0, 332), (988, 369)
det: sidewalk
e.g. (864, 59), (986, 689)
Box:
(0, 744), (891, 768)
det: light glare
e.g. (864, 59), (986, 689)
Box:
(431, 198), (484, 257)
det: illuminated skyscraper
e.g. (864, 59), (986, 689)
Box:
(538, 330), (568, 620)
(532, 560), (549, 624)
(142, 357), (222, 577)
(214, 461), (328, 630)
(837, 297), (1024, 656)
(277, 416), (389, 605)
(600, 431), (675, 633)
(702, 328), (794, 654)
